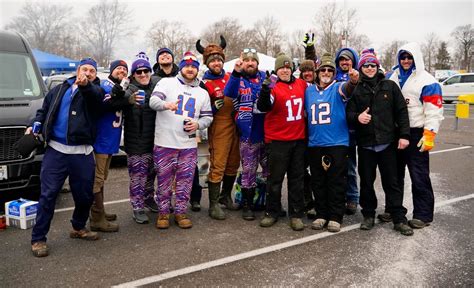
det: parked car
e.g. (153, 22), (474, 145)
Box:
(441, 73), (474, 104)
(0, 30), (46, 206)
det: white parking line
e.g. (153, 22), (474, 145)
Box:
(53, 145), (472, 214)
(113, 193), (474, 288)
(430, 146), (472, 154)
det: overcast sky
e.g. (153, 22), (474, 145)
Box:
(0, 0), (472, 59)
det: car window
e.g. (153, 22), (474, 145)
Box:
(0, 52), (42, 98)
(445, 76), (461, 85)
(460, 75), (474, 83)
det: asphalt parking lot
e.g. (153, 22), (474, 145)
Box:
(1, 104), (473, 287)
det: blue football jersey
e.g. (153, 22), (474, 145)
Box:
(305, 81), (349, 147)
(93, 78), (123, 154)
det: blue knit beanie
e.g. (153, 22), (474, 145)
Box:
(109, 59), (128, 74)
(79, 57), (97, 70)
(156, 47), (174, 62)
(131, 52), (152, 74)
(179, 51), (200, 70)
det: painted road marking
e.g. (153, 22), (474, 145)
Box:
(113, 193), (474, 287)
(54, 145), (472, 214)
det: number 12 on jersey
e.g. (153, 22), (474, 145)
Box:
(310, 102), (331, 124)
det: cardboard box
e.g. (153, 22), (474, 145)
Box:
(5, 199), (38, 229)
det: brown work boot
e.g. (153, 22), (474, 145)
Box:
(31, 242), (49, 257)
(156, 214), (170, 229)
(90, 207), (119, 232)
(104, 212), (117, 221)
(70, 228), (99, 240)
(174, 214), (192, 229)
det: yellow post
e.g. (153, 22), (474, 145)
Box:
(455, 103), (469, 119)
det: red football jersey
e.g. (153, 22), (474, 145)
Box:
(264, 78), (307, 142)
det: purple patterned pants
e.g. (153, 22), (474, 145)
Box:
(239, 139), (268, 189)
(127, 153), (156, 210)
(153, 145), (197, 215)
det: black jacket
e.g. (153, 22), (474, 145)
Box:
(108, 76), (159, 155)
(34, 76), (103, 145)
(346, 73), (410, 147)
(152, 63), (179, 78)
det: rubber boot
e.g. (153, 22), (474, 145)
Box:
(219, 175), (239, 210)
(90, 191), (119, 232)
(100, 187), (117, 221)
(241, 188), (255, 221)
(208, 182), (226, 220)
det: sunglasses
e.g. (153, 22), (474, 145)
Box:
(243, 48), (257, 53)
(362, 63), (378, 68)
(319, 68), (335, 73)
(400, 55), (413, 60)
(135, 69), (150, 75)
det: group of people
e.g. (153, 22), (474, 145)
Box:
(27, 33), (443, 258)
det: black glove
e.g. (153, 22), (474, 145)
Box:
(111, 83), (125, 97)
(262, 71), (272, 87)
(302, 32), (315, 47)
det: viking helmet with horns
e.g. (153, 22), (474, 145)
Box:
(196, 35), (227, 66)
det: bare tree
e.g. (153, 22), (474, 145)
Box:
(286, 29), (306, 61)
(452, 24), (473, 71)
(314, 2), (342, 55)
(147, 19), (194, 63)
(380, 40), (406, 71)
(313, 2), (369, 56)
(199, 18), (249, 60)
(79, 0), (133, 67)
(421, 32), (439, 73)
(5, 2), (71, 52)
(249, 16), (283, 56)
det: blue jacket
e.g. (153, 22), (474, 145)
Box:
(224, 70), (266, 143)
(335, 47), (359, 82)
(34, 76), (104, 145)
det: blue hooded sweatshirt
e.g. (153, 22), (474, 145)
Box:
(334, 47), (360, 82)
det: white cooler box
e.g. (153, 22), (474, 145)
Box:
(5, 198), (38, 229)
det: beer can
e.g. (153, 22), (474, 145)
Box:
(183, 119), (191, 132)
(32, 121), (42, 134)
(137, 90), (145, 105)
(120, 78), (130, 90)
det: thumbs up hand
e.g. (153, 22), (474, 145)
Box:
(358, 107), (371, 124)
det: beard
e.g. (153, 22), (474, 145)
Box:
(181, 71), (197, 81)
(320, 76), (332, 84)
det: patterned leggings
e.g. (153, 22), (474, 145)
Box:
(127, 153), (156, 210)
(239, 139), (268, 189)
(153, 145), (197, 215)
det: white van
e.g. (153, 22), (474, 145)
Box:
(441, 73), (474, 103)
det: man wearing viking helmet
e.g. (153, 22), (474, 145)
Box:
(196, 36), (240, 220)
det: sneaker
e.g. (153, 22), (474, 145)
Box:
(394, 222), (414, 236)
(290, 218), (305, 231)
(132, 209), (149, 224)
(190, 202), (201, 212)
(311, 218), (327, 230)
(260, 213), (277, 227)
(69, 228), (99, 240)
(156, 214), (170, 229)
(360, 217), (375, 230)
(408, 219), (430, 229)
(345, 202), (357, 215)
(377, 212), (392, 223)
(306, 208), (317, 220)
(327, 220), (341, 233)
(175, 214), (192, 229)
(144, 198), (159, 213)
(31, 242), (49, 257)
